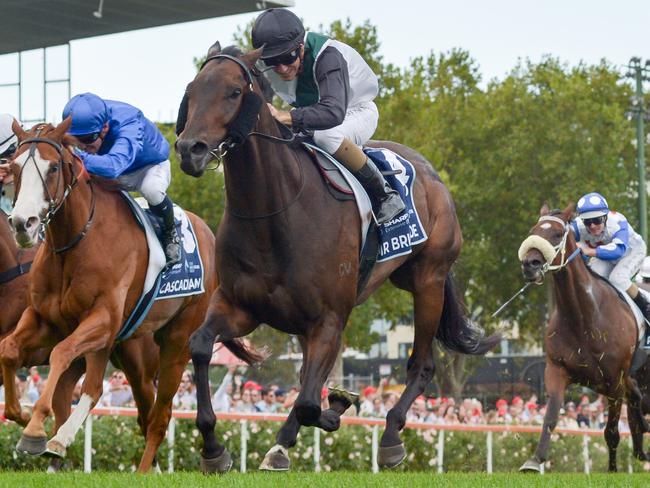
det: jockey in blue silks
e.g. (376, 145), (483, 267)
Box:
(572, 191), (650, 320)
(0, 113), (19, 214)
(62, 93), (180, 265)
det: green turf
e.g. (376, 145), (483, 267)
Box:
(0, 472), (647, 488)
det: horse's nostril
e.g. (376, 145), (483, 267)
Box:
(26, 217), (39, 230)
(190, 141), (208, 156)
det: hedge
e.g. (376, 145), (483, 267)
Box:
(0, 416), (648, 473)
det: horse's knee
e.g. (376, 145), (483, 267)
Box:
(0, 337), (20, 367)
(189, 328), (216, 363)
(294, 402), (321, 426)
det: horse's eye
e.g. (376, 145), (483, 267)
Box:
(230, 88), (242, 99)
(49, 165), (59, 174)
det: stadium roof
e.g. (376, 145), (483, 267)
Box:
(1, 0), (294, 55)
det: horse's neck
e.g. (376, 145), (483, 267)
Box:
(552, 261), (600, 329)
(223, 113), (304, 220)
(0, 214), (19, 270)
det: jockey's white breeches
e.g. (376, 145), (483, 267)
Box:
(313, 101), (379, 154)
(589, 234), (647, 292)
(116, 160), (171, 206)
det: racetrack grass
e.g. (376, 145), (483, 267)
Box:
(0, 472), (647, 488)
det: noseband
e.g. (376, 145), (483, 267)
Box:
(17, 132), (95, 253)
(518, 215), (582, 276)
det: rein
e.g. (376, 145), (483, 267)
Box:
(18, 135), (96, 254)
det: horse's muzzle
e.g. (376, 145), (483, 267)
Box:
(8, 214), (40, 248)
(521, 251), (545, 284)
(175, 138), (209, 177)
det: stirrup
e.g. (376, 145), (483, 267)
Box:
(376, 192), (405, 224)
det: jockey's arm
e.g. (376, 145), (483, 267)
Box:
(290, 47), (349, 131)
(82, 119), (143, 179)
(595, 220), (629, 260)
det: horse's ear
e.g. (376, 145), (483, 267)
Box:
(50, 116), (72, 141)
(562, 203), (575, 222)
(539, 202), (550, 216)
(241, 47), (263, 68)
(11, 119), (27, 142)
(207, 41), (222, 58)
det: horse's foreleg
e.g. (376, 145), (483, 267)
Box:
(261, 338), (308, 471)
(379, 284), (443, 469)
(0, 307), (56, 426)
(19, 307), (113, 454)
(520, 362), (570, 472)
(189, 294), (257, 473)
(44, 348), (111, 458)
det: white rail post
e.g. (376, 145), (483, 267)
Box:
(437, 429), (444, 473)
(371, 425), (379, 473)
(486, 431), (493, 473)
(628, 435), (633, 473)
(83, 414), (93, 473)
(240, 419), (248, 473)
(582, 434), (590, 474)
(314, 427), (321, 472)
(167, 416), (176, 473)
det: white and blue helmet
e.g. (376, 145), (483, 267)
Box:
(577, 192), (609, 219)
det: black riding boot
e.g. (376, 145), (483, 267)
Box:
(633, 292), (650, 322)
(354, 159), (405, 224)
(150, 196), (181, 266)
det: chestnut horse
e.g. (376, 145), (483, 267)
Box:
(518, 204), (650, 472)
(1, 208), (162, 470)
(2, 120), (225, 471)
(175, 42), (500, 472)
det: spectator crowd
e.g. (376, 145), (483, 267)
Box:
(0, 366), (628, 432)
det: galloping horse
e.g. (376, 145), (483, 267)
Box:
(2, 119), (224, 471)
(175, 42), (500, 472)
(518, 203), (650, 472)
(1, 207), (162, 471)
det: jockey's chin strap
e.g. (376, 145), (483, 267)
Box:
(199, 54), (296, 166)
(18, 134), (95, 254)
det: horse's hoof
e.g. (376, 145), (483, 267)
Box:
(328, 387), (359, 410)
(16, 433), (48, 456)
(634, 450), (650, 461)
(318, 409), (341, 432)
(260, 444), (290, 471)
(200, 449), (232, 474)
(378, 443), (406, 469)
(519, 458), (542, 473)
(43, 439), (66, 459)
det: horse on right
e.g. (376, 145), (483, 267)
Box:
(518, 203), (650, 472)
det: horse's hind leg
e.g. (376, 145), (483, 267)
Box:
(137, 327), (189, 472)
(379, 284), (443, 469)
(604, 401), (623, 472)
(189, 293), (258, 473)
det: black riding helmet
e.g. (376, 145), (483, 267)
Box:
(251, 8), (305, 59)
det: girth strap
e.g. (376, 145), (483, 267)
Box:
(0, 260), (32, 284)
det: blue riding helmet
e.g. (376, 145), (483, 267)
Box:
(62, 93), (108, 136)
(577, 192), (609, 219)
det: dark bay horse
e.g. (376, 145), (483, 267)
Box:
(175, 42), (500, 472)
(1, 119), (224, 472)
(1, 208), (162, 470)
(518, 204), (650, 472)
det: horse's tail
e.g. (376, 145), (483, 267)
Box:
(222, 338), (268, 366)
(436, 274), (501, 355)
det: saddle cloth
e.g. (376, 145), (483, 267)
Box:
(116, 192), (205, 341)
(303, 143), (428, 263)
(610, 282), (648, 349)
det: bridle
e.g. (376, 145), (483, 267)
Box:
(16, 131), (95, 254)
(518, 215), (582, 276)
(199, 54), (297, 163)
